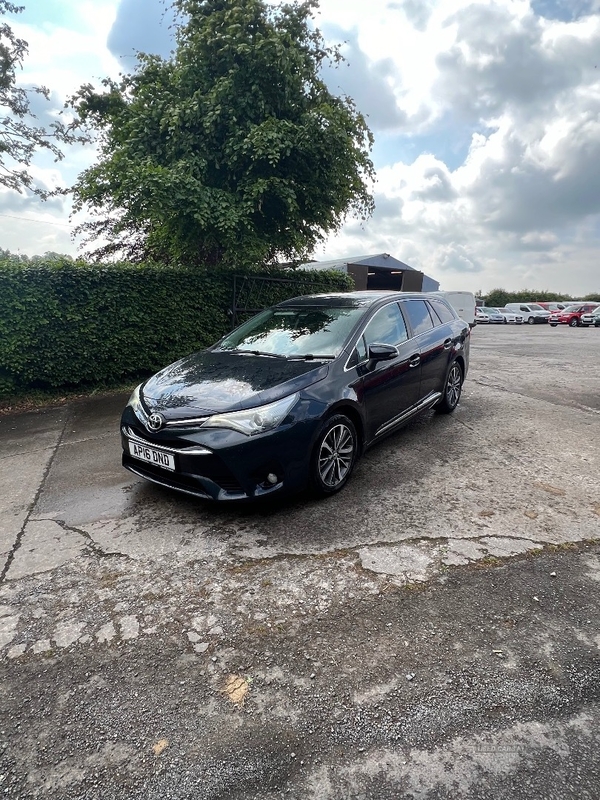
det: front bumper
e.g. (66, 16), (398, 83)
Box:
(120, 405), (322, 501)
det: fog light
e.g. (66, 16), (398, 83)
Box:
(266, 473), (278, 485)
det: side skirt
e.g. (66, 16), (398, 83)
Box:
(373, 391), (443, 440)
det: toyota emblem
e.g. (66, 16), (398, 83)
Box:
(147, 413), (165, 432)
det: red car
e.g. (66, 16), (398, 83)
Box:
(549, 304), (600, 327)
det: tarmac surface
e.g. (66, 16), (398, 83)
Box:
(1, 323), (600, 799)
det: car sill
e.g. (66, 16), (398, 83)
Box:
(375, 392), (443, 438)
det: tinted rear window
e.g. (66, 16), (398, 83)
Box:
(402, 300), (435, 335)
(429, 299), (456, 324)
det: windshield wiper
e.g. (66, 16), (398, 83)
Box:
(226, 348), (287, 359)
(286, 354), (336, 361)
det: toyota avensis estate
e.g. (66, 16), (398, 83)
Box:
(121, 291), (470, 501)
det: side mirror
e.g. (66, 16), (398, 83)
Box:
(368, 343), (398, 361)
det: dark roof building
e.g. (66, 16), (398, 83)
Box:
(299, 253), (439, 293)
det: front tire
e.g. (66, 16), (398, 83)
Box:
(436, 361), (463, 414)
(310, 415), (358, 497)
(528, 317), (535, 325)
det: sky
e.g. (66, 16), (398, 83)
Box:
(3, 0), (600, 295)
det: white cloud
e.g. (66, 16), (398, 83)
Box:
(312, 0), (600, 294)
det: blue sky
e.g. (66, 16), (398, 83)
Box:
(3, 0), (600, 295)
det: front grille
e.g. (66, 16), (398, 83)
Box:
(128, 423), (196, 452)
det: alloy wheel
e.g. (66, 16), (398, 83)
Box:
(446, 363), (462, 409)
(318, 423), (355, 489)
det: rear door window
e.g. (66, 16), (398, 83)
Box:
(402, 300), (435, 336)
(429, 299), (455, 325)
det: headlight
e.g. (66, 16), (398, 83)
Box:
(127, 383), (147, 422)
(202, 393), (299, 436)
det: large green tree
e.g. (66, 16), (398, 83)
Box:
(69, 0), (375, 267)
(0, 2), (66, 195)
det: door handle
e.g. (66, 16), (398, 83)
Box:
(409, 355), (421, 368)
(443, 338), (453, 350)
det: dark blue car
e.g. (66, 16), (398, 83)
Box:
(121, 291), (470, 501)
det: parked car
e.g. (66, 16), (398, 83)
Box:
(505, 303), (551, 324)
(121, 292), (470, 502)
(580, 307), (600, 327)
(549, 303), (600, 327)
(478, 307), (506, 324)
(497, 308), (524, 324)
(474, 308), (489, 324)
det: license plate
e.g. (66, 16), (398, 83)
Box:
(128, 441), (175, 471)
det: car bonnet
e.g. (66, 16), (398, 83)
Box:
(141, 351), (330, 416)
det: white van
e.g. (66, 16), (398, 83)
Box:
(505, 303), (551, 324)
(431, 291), (476, 327)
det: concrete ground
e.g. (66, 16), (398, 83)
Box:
(1, 324), (599, 799)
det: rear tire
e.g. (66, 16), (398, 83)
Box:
(550, 323), (558, 327)
(436, 361), (463, 414)
(569, 318), (578, 327)
(310, 415), (358, 497)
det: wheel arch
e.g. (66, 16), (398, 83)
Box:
(322, 402), (366, 457)
(452, 354), (466, 378)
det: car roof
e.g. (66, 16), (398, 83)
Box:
(276, 291), (441, 309)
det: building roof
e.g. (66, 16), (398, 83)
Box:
(299, 253), (418, 272)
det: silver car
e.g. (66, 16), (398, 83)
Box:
(581, 307), (600, 327)
(497, 308), (524, 324)
(479, 307), (505, 324)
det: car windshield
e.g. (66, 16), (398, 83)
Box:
(528, 304), (545, 311)
(214, 305), (366, 358)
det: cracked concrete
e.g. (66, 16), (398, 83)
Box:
(5, 518), (87, 580)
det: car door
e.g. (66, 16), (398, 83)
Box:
(352, 302), (422, 441)
(401, 298), (453, 400)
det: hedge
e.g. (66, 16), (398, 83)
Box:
(0, 257), (353, 397)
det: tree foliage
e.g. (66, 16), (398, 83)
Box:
(0, 2), (71, 195)
(484, 288), (599, 307)
(69, 0), (375, 267)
